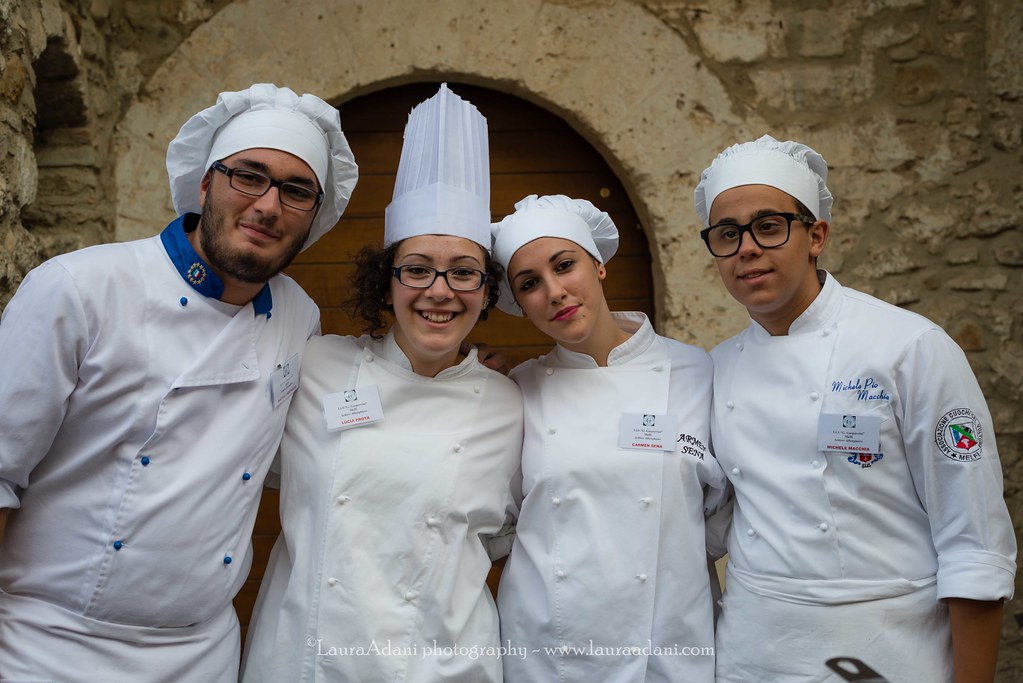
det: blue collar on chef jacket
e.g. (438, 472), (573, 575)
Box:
(159, 213), (273, 317)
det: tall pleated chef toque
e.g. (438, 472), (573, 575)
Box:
(384, 84), (491, 250)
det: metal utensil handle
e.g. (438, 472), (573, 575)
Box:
(825, 657), (889, 682)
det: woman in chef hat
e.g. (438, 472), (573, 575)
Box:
(491, 194), (728, 683)
(242, 85), (523, 683)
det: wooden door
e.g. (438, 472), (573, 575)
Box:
(235, 82), (654, 640)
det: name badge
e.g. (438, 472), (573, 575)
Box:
(270, 354), (300, 409)
(323, 385), (384, 431)
(618, 413), (679, 452)
(818, 413), (881, 453)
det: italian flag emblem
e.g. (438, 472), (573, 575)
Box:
(949, 424), (977, 450)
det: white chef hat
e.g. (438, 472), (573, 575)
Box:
(384, 84), (491, 250)
(167, 83), (359, 251)
(490, 194), (618, 316)
(693, 134), (832, 227)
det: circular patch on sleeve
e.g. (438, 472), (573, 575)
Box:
(934, 408), (983, 462)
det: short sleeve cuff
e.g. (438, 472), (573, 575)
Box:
(936, 550), (1016, 601)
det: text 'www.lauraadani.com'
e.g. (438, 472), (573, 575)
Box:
(308, 638), (715, 661)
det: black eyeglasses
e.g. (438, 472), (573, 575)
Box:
(700, 212), (816, 257)
(391, 264), (486, 292)
(211, 161), (323, 211)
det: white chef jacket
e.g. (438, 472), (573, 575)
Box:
(0, 215), (319, 682)
(711, 271), (1016, 682)
(241, 330), (524, 683)
(497, 312), (727, 683)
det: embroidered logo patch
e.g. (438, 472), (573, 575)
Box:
(934, 408), (983, 462)
(847, 452), (883, 468)
(187, 262), (207, 285)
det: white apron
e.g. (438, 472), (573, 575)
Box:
(0, 591), (239, 682)
(715, 566), (951, 682)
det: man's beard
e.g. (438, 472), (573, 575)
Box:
(198, 194), (309, 284)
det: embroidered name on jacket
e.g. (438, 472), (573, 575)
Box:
(830, 376), (891, 402)
(676, 433), (707, 460)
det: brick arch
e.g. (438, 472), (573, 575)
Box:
(114, 0), (759, 346)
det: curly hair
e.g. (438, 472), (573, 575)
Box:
(344, 240), (503, 338)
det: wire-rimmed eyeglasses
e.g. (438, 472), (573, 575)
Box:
(700, 212), (816, 257)
(211, 161), (323, 211)
(391, 264), (487, 291)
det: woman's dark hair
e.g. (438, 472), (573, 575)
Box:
(344, 239), (503, 338)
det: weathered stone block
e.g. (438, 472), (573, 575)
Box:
(892, 61), (944, 106)
(993, 241), (1023, 267)
(685, 0), (785, 63)
(39, 0), (66, 40)
(958, 206), (1016, 238)
(89, 0), (111, 21)
(946, 272), (1009, 291)
(175, 0), (218, 24)
(0, 53), (26, 103)
(987, 0), (1023, 99)
(851, 244), (921, 278)
(863, 22), (920, 51)
(881, 287), (920, 306)
(990, 349), (1023, 401)
(990, 102), (1023, 151)
(749, 56), (874, 110)
(865, 0), (927, 9)
(940, 31), (970, 59)
(946, 246), (979, 264)
(889, 202), (958, 254)
(7, 132), (36, 208)
(794, 8), (859, 58)
(953, 321), (986, 351)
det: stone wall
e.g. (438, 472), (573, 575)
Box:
(0, 0), (232, 307)
(1, 0), (1021, 677)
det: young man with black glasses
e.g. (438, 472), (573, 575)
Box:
(0, 84), (357, 681)
(695, 135), (1015, 683)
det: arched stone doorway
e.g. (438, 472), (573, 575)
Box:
(235, 81), (655, 639)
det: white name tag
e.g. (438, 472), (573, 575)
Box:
(270, 354), (300, 409)
(323, 385), (384, 431)
(818, 413), (881, 453)
(618, 413), (678, 452)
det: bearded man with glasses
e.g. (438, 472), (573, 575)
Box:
(0, 84), (357, 681)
